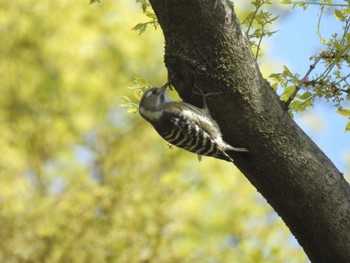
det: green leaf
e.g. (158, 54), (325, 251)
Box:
(334, 9), (346, 21)
(127, 108), (137, 114)
(334, 40), (341, 50)
(337, 109), (350, 116)
(145, 11), (157, 19)
(346, 121), (350, 132)
(132, 23), (143, 30)
(283, 66), (293, 77)
(320, 38), (328, 44)
(271, 82), (279, 91)
(132, 23), (146, 31)
(298, 91), (313, 100)
(269, 73), (282, 80)
(134, 77), (150, 87)
(281, 0), (291, 4)
(283, 85), (296, 97)
(121, 96), (132, 103)
(291, 100), (304, 111)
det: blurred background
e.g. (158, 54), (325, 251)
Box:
(2, 0), (348, 262)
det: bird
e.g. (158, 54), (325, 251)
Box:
(138, 82), (248, 162)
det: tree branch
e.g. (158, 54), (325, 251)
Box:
(284, 57), (321, 109)
(149, 0), (350, 262)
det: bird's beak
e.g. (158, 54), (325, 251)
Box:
(159, 82), (169, 93)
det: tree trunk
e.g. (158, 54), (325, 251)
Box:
(148, 0), (350, 262)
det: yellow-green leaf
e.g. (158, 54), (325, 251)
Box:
(283, 85), (296, 97)
(337, 109), (350, 116)
(346, 121), (350, 131)
(127, 108), (137, 114)
(135, 89), (143, 101)
(146, 11), (157, 19)
(334, 9), (345, 20)
(320, 38), (328, 44)
(298, 91), (313, 100)
(291, 100), (304, 111)
(281, 0), (291, 4)
(271, 82), (279, 91)
(132, 23), (144, 31)
(283, 66), (293, 77)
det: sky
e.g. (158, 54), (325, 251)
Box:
(265, 2), (350, 175)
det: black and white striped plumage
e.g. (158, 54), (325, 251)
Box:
(139, 83), (248, 162)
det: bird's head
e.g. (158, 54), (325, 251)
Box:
(139, 83), (171, 121)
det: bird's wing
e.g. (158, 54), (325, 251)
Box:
(163, 102), (222, 140)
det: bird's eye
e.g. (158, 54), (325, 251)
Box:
(151, 90), (157, 95)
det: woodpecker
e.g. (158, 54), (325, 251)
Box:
(139, 83), (248, 162)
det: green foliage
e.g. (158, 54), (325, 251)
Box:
(272, 0), (350, 130)
(282, 1), (349, 8)
(242, 0), (279, 59)
(132, 0), (158, 35)
(132, 11), (158, 35)
(136, 0), (151, 13)
(270, 65), (316, 113)
(121, 77), (150, 113)
(0, 0), (307, 262)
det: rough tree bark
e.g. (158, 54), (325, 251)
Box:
(148, 0), (350, 262)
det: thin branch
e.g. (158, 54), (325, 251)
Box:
(284, 57), (321, 109)
(245, 4), (261, 35)
(255, 26), (265, 60)
(290, 1), (349, 7)
(304, 79), (350, 94)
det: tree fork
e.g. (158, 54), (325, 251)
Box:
(148, 0), (350, 262)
